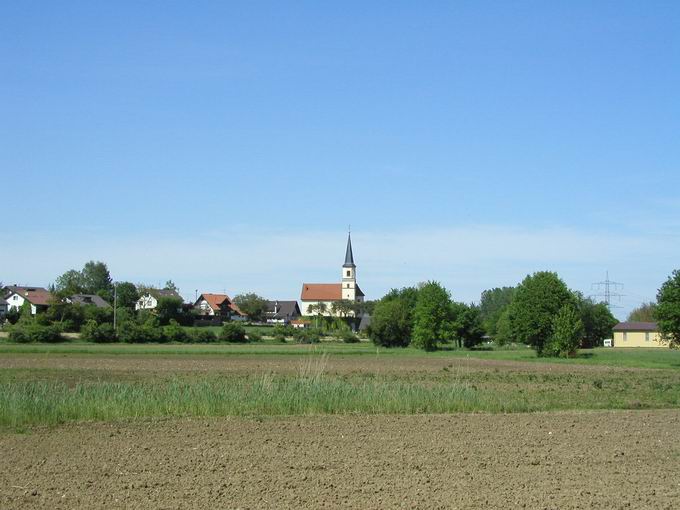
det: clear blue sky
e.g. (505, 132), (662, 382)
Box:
(2, 2), (679, 318)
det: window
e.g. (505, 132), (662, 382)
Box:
(645, 332), (650, 342)
(623, 332), (627, 341)
(346, 270), (351, 277)
(13, 295), (17, 301)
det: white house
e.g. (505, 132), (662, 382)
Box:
(135, 289), (183, 311)
(3, 286), (55, 315)
(300, 233), (365, 316)
(193, 293), (244, 320)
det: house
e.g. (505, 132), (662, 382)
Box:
(67, 294), (111, 308)
(265, 300), (301, 324)
(291, 319), (311, 329)
(136, 289), (183, 311)
(3, 285), (55, 315)
(300, 233), (365, 316)
(612, 322), (666, 348)
(193, 293), (244, 320)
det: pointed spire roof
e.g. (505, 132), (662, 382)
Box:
(343, 233), (355, 267)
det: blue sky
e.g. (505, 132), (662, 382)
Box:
(2, 1), (679, 318)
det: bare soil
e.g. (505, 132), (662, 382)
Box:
(0, 353), (641, 376)
(1, 410), (678, 509)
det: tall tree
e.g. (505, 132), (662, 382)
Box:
(506, 271), (575, 355)
(546, 304), (584, 358)
(656, 270), (680, 348)
(479, 287), (515, 336)
(233, 293), (268, 322)
(448, 302), (485, 348)
(54, 269), (85, 297)
(115, 282), (139, 310)
(331, 300), (353, 317)
(81, 261), (114, 301)
(573, 292), (618, 348)
(164, 280), (179, 292)
(412, 281), (451, 351)
(627, 302), (657, 322)
(368, 298), (413, 347)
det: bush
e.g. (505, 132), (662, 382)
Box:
(294, 328), (321, 344)
(219, 322), (248, 343)
(369, 299), (413, 347)
(272, 324), (292, 342)
(9, 324), (62, 343)
(163, 320), (190, 343)
(545, 305), (584, 358)
(247, 331), (263, 342)
(341, 329), (359, 343)
(118, 322), (165, 343)
(80, 320), (117, 343)
(191, 328), (217, 343)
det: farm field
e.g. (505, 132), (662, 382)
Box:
(1, 344), (679, 508)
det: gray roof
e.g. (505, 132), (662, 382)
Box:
(358, 314), (372, 331)
(343, 233), (356, 268)
(266, 300), (301, 319)
(69, 294), (111, 308)
(613, 321), (658, 332)
(148, 289), (183, 301)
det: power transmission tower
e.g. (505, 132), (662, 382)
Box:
(591, 271), (624, 309)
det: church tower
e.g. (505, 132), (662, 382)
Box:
(341, 232), (357, 301)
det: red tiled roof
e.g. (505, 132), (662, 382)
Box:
(5, 286), (54, 306)
(301, 283), (342, 301)
(195, 293), (245, 316)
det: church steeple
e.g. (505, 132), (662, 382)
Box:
(343, 232), (355, 268)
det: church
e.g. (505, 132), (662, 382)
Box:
(300, 233), (365, 316)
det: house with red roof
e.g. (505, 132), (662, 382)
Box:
(193, 293), (245, 320)
(3, 285), (55, 315)
(300, 233), (365, 317)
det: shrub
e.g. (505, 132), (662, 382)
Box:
(191, 328), (217, 343)
(118, 322), (165, 343)
(80, 320), (117, 343)
(294, 328), (321, 344)
(369, 299), (413, 347)
(272, 324), (292, 342)
(163, 320), (189, 343)
(545, 305), (584, 358)
(247, 331), (263, 342)
(341, 329), (359, 343)
(219, 322), (248, 343)
(9, 324), (62, 343)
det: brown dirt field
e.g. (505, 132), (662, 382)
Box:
(1, 411), (678, 509)
(0, 353), (641, 376)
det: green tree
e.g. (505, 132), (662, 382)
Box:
(115, 282), (139, 310)
(81, 261), (114, 301)
(656, 270), (680, 348)
(627, 302), (657, 322)
(479, 287), (515, 336)
(494, 308), (513, 345)
(233, 293), (268, 322)
(155, 297), (184, 326)
(368, 298), (413, 347)
(331, 300), (353, 317)
(448, 302), (485, 348)
(412, 281), (451, 351)
(506, 271), (575, 355)
(546, 305), (584, 357)
(219, 322), (248, 343)
(54, 269), (85, 297)
(164, 280), (179, 292)
(574, 293), (618, 348)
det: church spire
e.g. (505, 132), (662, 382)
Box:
(343, 231), (355, 268)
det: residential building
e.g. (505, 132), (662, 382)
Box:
(67, 294), (111, 308)
(193, 293), (244, 320)
(3, 286), (54, 315)
(136, 289), (183, 311)
(300, 233), (365, 316)
(265, 300), (301, 324)
(612, 322), (666, 348)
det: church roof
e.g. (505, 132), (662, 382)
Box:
(343, 233), (355, 268)
(301, 283), (343, 301)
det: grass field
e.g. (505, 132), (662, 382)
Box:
(0, 344), (679, 429)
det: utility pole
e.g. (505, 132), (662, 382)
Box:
(113, 282), (118, 332)
(591, 271), (624, 309)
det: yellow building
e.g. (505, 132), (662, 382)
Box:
(612, 322), (666, 348)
